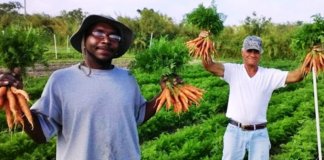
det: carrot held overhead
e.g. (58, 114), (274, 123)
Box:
(186, 30), (217, 64)
(301, 45), (324, 76)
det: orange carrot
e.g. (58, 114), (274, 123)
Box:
(0, 86), (7, 107)
(6, 89), (18, 121)
(178, 86), (201, 106)
(0, 86), (7, 96)
(16, 94), (34, 129)
(301, 53), (312, 74)
(172, 88), (182, 114)
(177, 89), (189, 112)
(0, 97), (4, 109)
(4, 100), (14, 132)
(14, 104), (25, 129)
(319, 53), (324, 72)
(182, 85), (204, 97)
(155, 88), (167, 112)
(186, 30), (217, 63)
(164, 88), (173, 110)
(10, 87), (30, 102)
(196, 39), (206, 57)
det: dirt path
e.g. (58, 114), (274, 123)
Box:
(27, 58), (133, 77)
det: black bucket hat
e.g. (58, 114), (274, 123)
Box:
(70, 14), (134, 58)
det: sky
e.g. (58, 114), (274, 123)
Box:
(2, 0), (324, 26)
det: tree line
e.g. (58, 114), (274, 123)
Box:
(0, 1), (323, 60)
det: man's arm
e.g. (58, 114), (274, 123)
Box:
(286, 67), (306, 84)
(143, 76), (168, 122)
(143, 95), (159, 122)
(22, 112), (47, 144)
(202, 60), (225, 77)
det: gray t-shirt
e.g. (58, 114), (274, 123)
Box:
(31, 64), (146, 160)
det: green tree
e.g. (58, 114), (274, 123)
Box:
(0, 1), (24, 29)
(58, 8), (87, 43)
(117, 16), (146, 50)
(242, 12), (271, 36)
(60, 8), (86, 24)
(215, 26), (247, 59)
(26, 14), (53, 31)
(262, 24), (297, 59)
(137, 8), (179, 43)
(290, 14), (324, 56)
(0, 1), (22, 15)
(23, 14), (56, 44)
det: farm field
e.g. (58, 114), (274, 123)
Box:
(0, 2), (323, 159)
(0, 58), (323, 159)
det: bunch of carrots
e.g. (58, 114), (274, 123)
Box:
(0, 86), (33, 131)
(186, 30), (216, 63)
(301, 45), (324, 75)
(155, 75), (204, 114)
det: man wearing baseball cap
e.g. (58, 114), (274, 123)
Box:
(18, 14), (168, 160)
(202, 35), (306, 159)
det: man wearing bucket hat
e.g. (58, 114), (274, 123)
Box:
(202, 35), (306, 159)
(4, 14), (171, 160)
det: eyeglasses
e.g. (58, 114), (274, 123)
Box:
(91, 30), (121, 43)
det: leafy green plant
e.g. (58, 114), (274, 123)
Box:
(290, 14), (324, 56)
(185, 1), (224, 36)
(0, 25), (48, 74)
(1, 59), (323, 159)
(271, 120), (318, 160)
(130, 37), (190, 74)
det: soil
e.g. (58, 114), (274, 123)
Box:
(26, 58), (133, 77)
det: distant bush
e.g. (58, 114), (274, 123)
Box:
(130, 37), (190, 74)
(0, 25), (49, 74)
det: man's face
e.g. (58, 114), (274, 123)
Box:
(242, 49), (261, 66)
(85, 22), (121, 62)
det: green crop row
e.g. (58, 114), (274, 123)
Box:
(1, 61), (324, 159)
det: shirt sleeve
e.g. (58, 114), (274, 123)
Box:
(223, 63), (236, 83)
(133, 78), (147, 125)
(30, 73), (62, 141)
(33, 111), (61, 141)
(268, 68), (288, 90)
